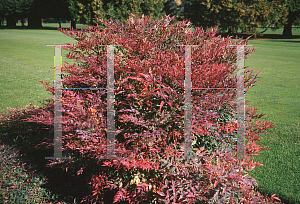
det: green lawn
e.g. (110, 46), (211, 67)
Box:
(0, 24), (80, 113)
(245, 38), (300, 204)
(0, 23), (299, 203)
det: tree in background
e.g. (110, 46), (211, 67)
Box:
(19, 0), (34, 26)
(178, 0), (235, 32)
(74, 0), (168, 27)
(75, 0), (101, 26)
(177, 0), (294, 37)
(139, 0), (168, 21)
(0, 0), (19, 27)
(0, 0), (34, 27)
(236, 0), (289, 36)
(47, 0), (71, 28)
(237, 0), (299, 37)
(0, 0), (4, 26)
(67, 0), (81, 29)
(1, 0), (298, 38)
(163, 0), (185, 25)
(282, 0), (300, 37)
(0, 0), (69, 28)
(27, 0), (47, 28)
(0, 0), (190, 29)
(0, 0), (172, 29)
(163, 0), (179, 18)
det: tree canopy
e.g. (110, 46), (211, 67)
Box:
(281, 0), (300, 37)
(177, 0), (299, 37)
(1, 0), (299, 37)
(73, 0), (168, 27)
(0, 0), (34, 27)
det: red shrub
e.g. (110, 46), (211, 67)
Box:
(26, 13), (280, 203)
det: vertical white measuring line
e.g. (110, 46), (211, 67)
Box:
(45, 44), (70, 160)
(179, 43), (251, 160)
(229, 44), (253, 159)
(236, 45), (246, 159)
(106, 45), (117, 159)
(184, 45), (193, 159)
(45, 44), (121, 160)
(96, 44), (121, 160)
(177, 44), (199, 160)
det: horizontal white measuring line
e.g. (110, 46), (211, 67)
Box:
(61, 87), (237, 90)
(62, 88), (107, 90)
(229, 45), (253, 46)
(45, 44), (67, 47)
(192, 88), (237, 89)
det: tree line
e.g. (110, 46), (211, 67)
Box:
(0, 0), (299, 37)
(179, 0), (300, 38)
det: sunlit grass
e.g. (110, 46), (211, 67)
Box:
(245, 38), (300, 204)
(0, 28), (77, 113)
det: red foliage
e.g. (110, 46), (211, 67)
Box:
(26, 13), (279, 203)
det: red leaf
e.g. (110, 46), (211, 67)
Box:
(159, 101), (164, 112)
(166, 100), (173, 109)
(271, 194), (281, 201)
(137, 73), (150, 78)
(127, 77), (143, 82)
(187, 193), (195, 198)
(92, 190), (98, 196)
(65, 111), (77, 118)
(161, 110), (165, 119)
(126, 93), (137, 99)
(214, 180), (219, 188)
(77, 167), (84, 175)
(116, 91), (125, 95)
(157, 191), (165, 196)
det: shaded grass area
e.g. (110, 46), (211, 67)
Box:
(0, 104), (102, 203)
(0, 24), (299, 203)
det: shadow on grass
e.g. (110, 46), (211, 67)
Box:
(0, 104), (120, 204)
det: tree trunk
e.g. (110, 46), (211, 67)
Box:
(282, 7), (297, 38)
(6, 16), (16, 27)
(283, 23), (292, 38)
(58, 18), (61, 28)
(89, 6), (96, 26)
(227, 27), (232, 35)
(71, 20), (76, 29)
(28, 15), (42, 28)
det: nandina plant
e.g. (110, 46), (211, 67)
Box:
(25, 13), (281, 203)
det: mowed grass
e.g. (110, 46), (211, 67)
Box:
(191, 25), (300, 203)
(245, 37), (300, 204)
(0, 24), (83, 114)
(0, 23), (299, 203)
